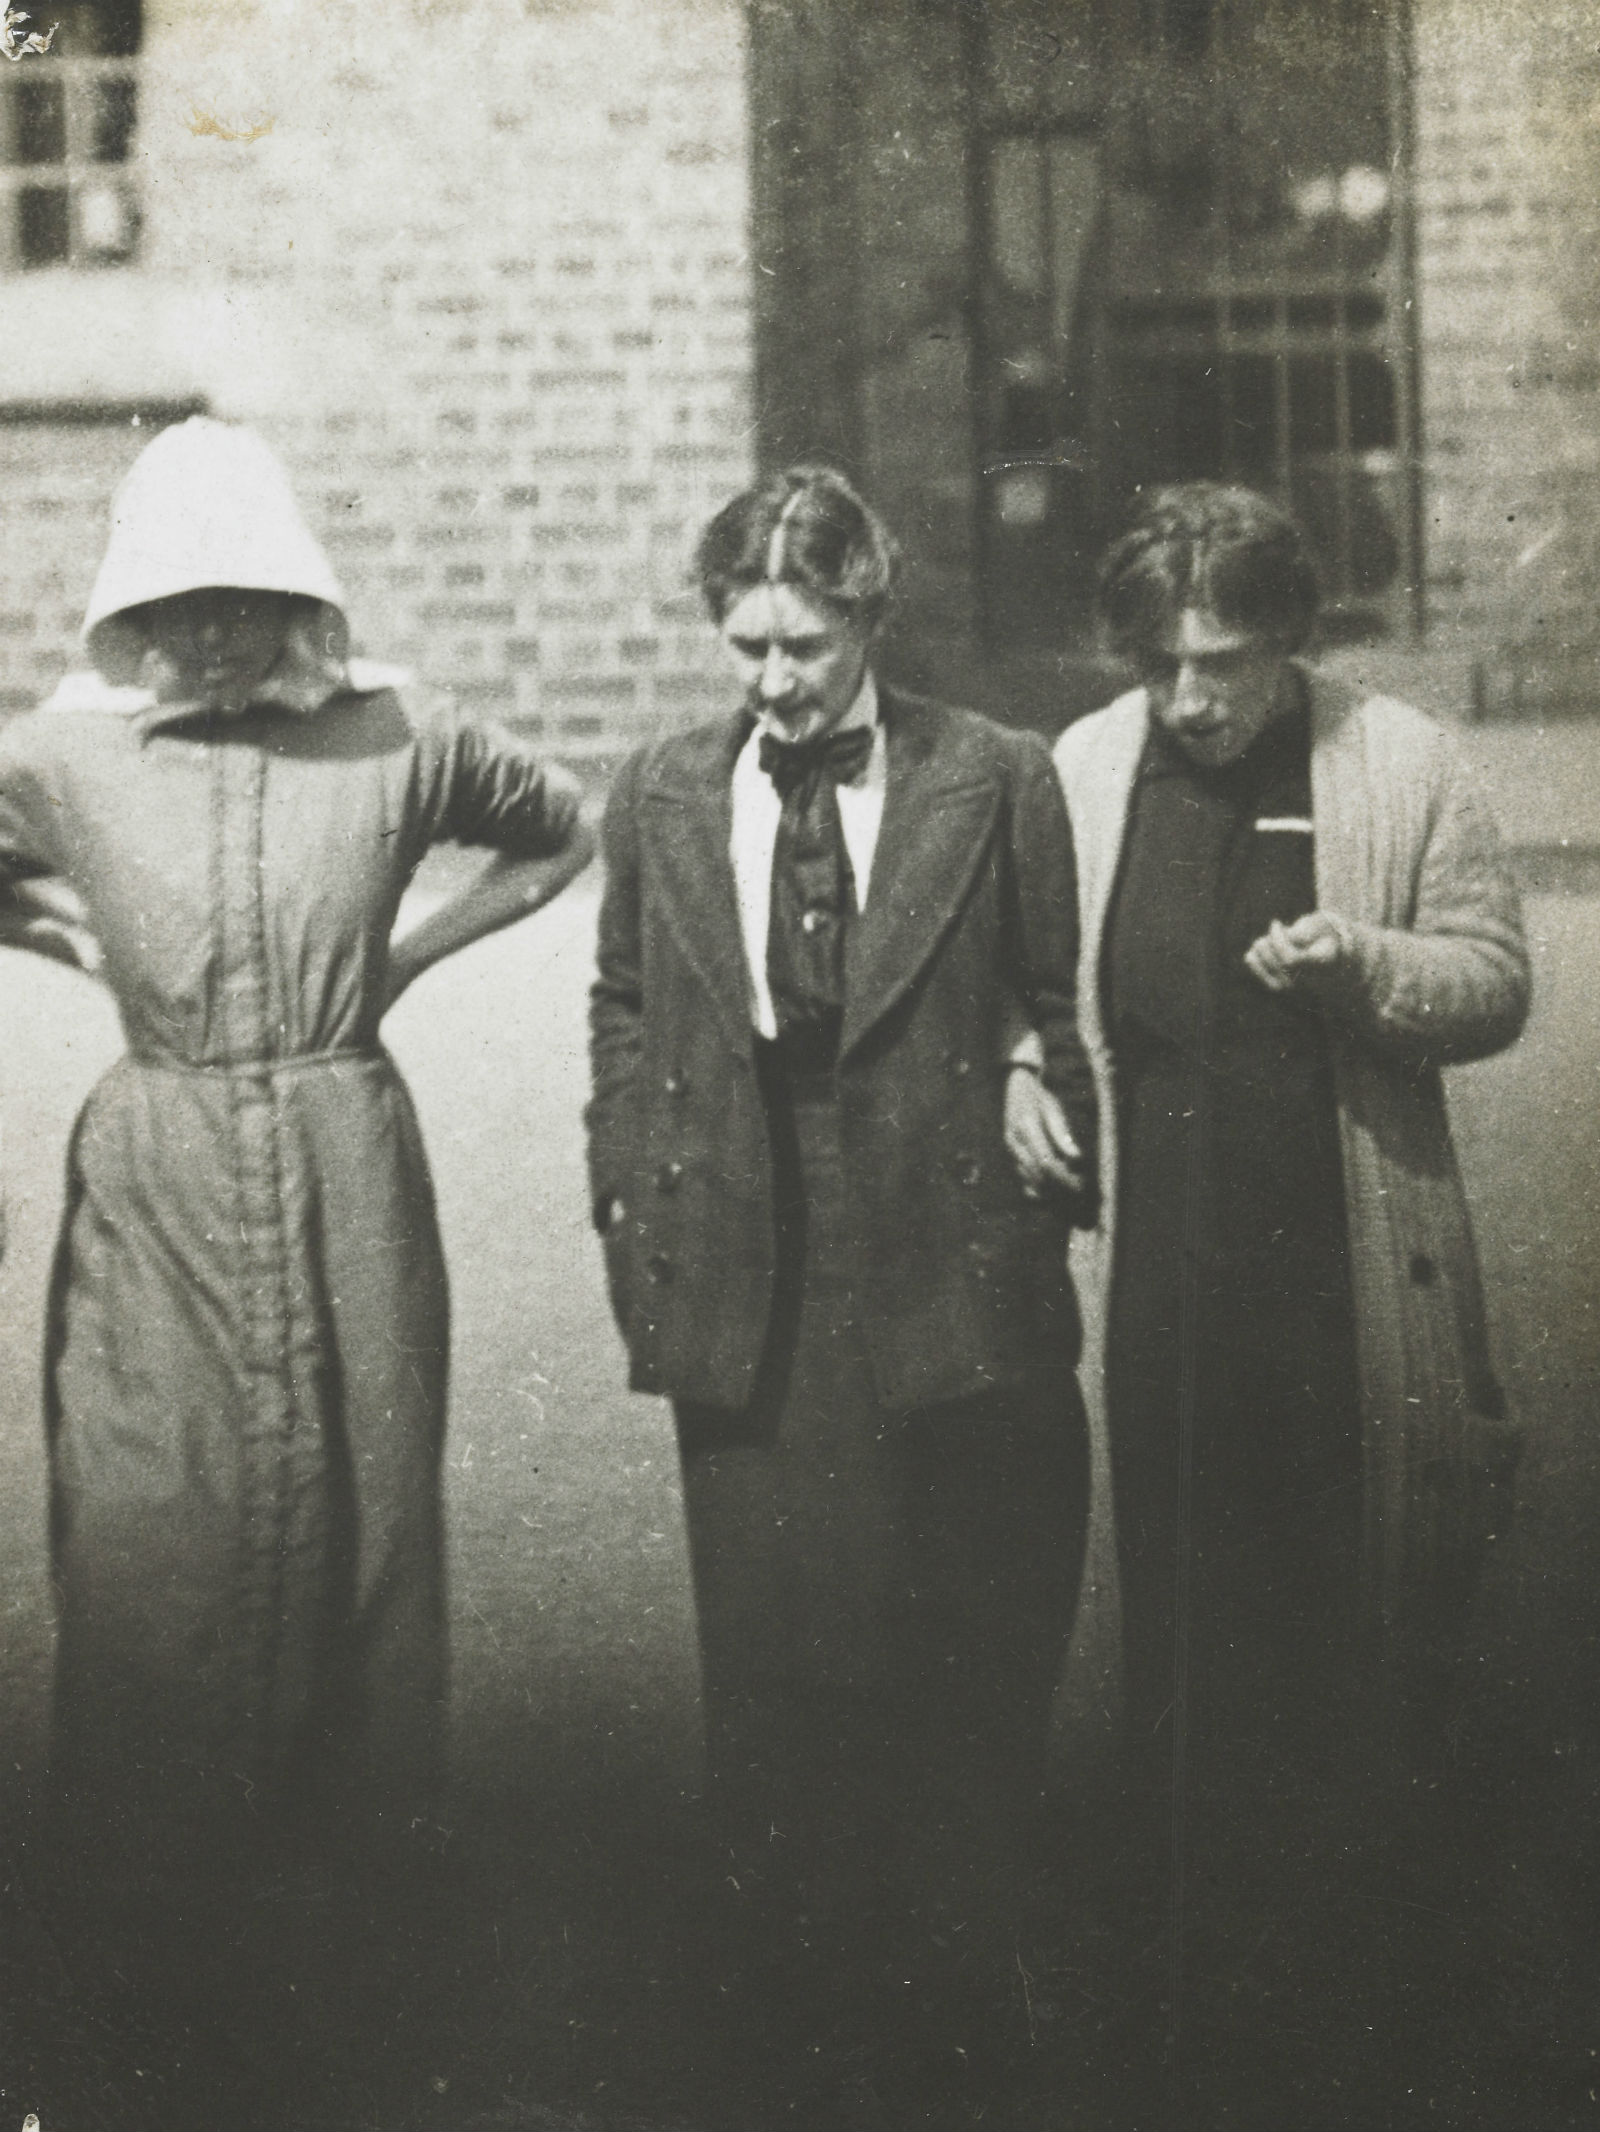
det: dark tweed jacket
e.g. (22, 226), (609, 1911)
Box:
(586, 685), (1097, 1414)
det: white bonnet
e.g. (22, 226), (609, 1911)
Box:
(84, 417), (347, 677)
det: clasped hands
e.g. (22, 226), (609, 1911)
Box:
(1241, 908), (1360, 1000)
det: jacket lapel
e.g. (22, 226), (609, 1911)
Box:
(640, 712), (755, 1057)
(839, 689), (1002, 1061)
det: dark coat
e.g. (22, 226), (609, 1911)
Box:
(586, 686), (1096, 1414)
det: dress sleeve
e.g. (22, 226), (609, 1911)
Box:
(414, 701), (582, 859)
(0, 721), (60, 884)
(0, 722), (90, 966)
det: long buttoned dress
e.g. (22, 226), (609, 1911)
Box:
(0, 682), (569, 1858)
(1103, 703), (1363, 1771)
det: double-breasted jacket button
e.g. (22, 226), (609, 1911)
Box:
(955, 1153), (982, 1189)
(655, 1160), (684, 1194)
(1409, 1252), (1437, 1286)
(646, 1252), (676, 1285)
(664, 1069), (688, 1097)
(951, 1056), (973, 1079)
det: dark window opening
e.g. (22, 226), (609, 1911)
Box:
(1, 0), (142, 268)
(18, 184), (69, 266)
(91, 74), (137, 162)
(15, 76), (65, 164)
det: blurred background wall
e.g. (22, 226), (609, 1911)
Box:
(0, 0), (1597, 746)
(0, 0), (752, 754)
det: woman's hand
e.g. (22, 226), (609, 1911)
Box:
(1245, 910), (1359, 1002)
(0, 879), (103, 979)
(381, 822), (596, 1018)
(1004, 1066), (1087, 1201)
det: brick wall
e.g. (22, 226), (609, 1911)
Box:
(1415, 0), (1600, 713)
(0, 419), (174, 716)
(10, 0), (1600, 735)
(0, 0), (753, 754)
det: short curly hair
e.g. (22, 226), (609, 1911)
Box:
(695, 464), (899, 626)
(1098, 482), (1322, 658)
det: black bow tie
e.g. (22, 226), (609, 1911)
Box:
(757, 723), (874, 801)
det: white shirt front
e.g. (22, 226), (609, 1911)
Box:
(728, 669), (885, 1040)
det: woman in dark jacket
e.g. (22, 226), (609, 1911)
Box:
(588, 467), (1098, 2101)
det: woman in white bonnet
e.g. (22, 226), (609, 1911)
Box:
(0, 420), (590, 1919)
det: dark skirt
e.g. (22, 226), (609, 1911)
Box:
(1102, 703), (1365, 1780)
(675, 1043), (1087, 1950)
(1108, 1049), (1364, 1780)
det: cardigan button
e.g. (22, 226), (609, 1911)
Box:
(646, 1252), (676, 1285)
(655, 1161), (684, 1194)
(1409, 1252), (1436, 1286)
(664, 1069), (688, 1097)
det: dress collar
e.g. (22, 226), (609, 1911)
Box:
(43, 650), (408, 729)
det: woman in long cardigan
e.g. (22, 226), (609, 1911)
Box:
(1017, 485), (1529, 1803)
(0, 420), (592, 1895)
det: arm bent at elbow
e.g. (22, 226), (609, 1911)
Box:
(1333, 914), (1529, 1064)
(1247, 753), (1530, 1066)
(0, 875), (103, 979)
(383, 816), (595, 1014)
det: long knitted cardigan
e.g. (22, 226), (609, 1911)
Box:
(1054, 666), (1531, 1733)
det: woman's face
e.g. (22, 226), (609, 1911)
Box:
(141, 586), (298, 705)
(718, 581), (875, 743)
(1142, 607), (1295, 768)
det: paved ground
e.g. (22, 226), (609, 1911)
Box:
(1, 800), (1598, 2128)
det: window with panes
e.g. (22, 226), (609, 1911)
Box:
(974, 0), (1420, 646)
(0, 0), (140, 269)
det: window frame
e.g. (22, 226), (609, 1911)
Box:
(969, 0), (1424, 647)
(0, 39), (141, 271)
